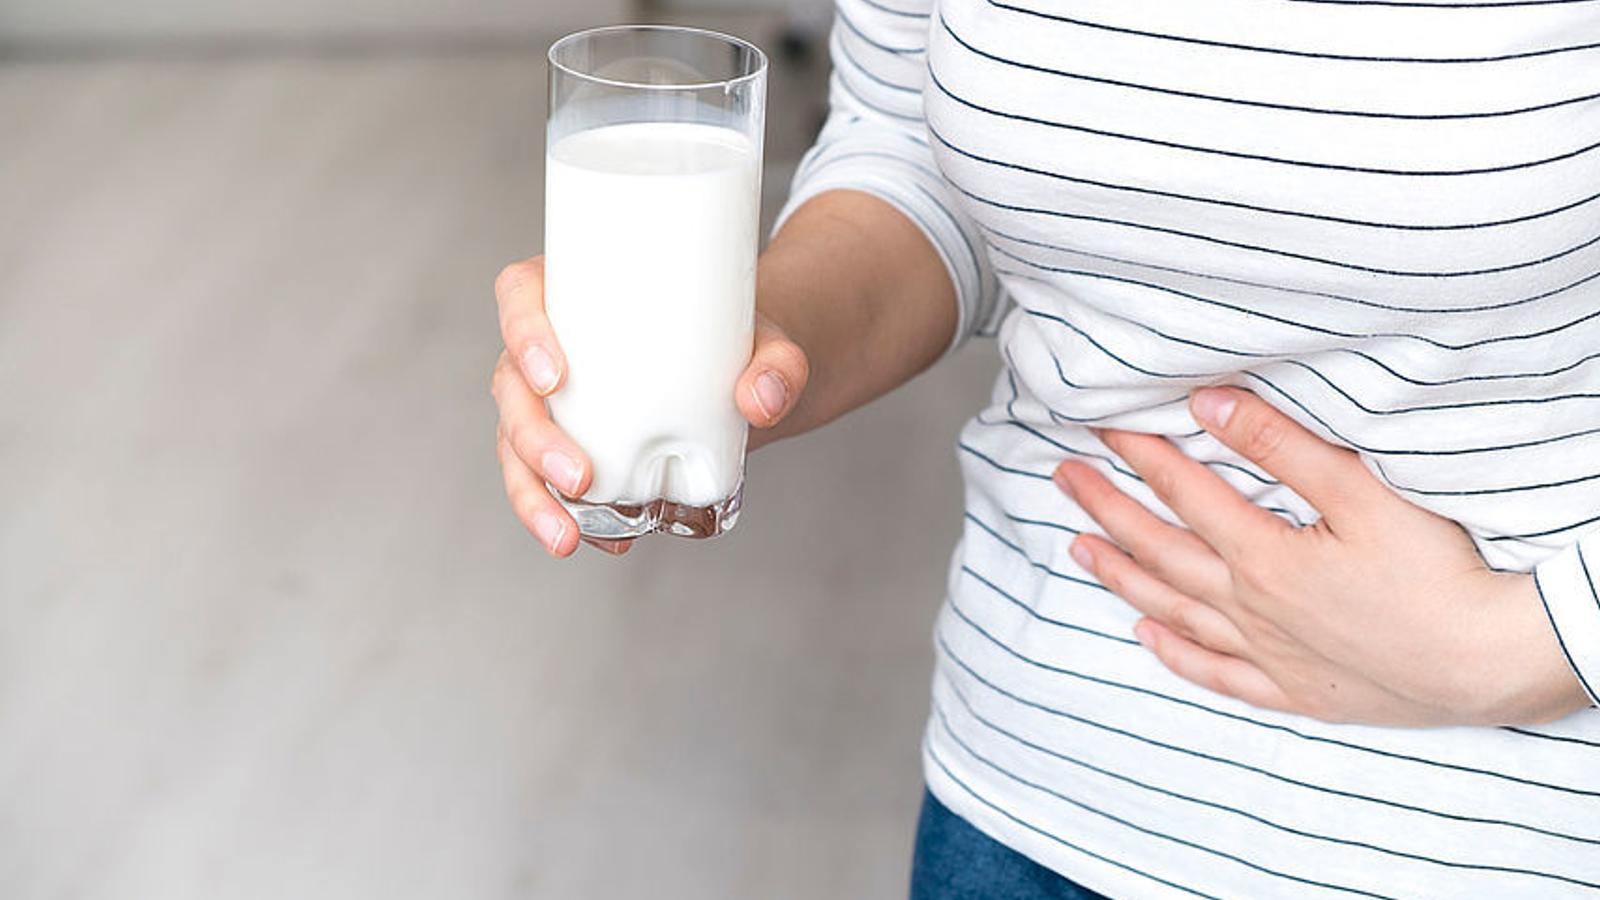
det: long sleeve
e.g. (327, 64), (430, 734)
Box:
(773, 0), (1004, 355)
(1533, 538), (1600, 707)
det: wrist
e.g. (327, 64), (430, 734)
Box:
(1470, 573), (1592, 725)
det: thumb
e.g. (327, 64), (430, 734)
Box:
(1190, 387), (1383, 523)
(737, 312), (810, 428)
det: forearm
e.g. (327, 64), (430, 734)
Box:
(750, 190), (958, 448)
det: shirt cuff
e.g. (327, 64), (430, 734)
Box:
(773, 130), (1000, 358)
(1532, 539), (1600, 707)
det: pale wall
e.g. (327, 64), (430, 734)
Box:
(0, 0), (629, 44)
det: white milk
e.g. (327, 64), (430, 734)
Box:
(543, 121), (759, 507)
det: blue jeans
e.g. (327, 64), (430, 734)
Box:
(910, 790), (1112, 900)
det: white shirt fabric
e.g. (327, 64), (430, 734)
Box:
(777, 2), (1600, 897)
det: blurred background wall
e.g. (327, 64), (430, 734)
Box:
(0, 0), (630, 45)
(0, 0), (1000, 897)
(0, 0), (829, 47)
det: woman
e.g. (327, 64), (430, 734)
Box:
(492, 3), (1600, 897)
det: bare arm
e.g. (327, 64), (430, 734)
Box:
(750, 189), (957, 448)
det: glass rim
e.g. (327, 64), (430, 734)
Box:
(547, 24), (768, 93)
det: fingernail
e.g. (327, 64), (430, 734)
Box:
(532, 510), (568, 554)
(1133, 620), (1154, 648)
(753, 371), (788, 422)
(1191, 389), (1237, 430)
(1069, 539), (1094, 572)
(1054, 465), (1076, 498)
(542, 450), (583, 497)
(522, 344), (561, 395)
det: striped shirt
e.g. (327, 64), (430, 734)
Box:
(777, 2), (1600, 897)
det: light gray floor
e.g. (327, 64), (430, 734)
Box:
(0, 30), (1000, 900)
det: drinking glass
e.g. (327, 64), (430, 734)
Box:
(543, 26), (768, 540)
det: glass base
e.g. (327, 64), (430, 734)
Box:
(553, 480), (743, 540)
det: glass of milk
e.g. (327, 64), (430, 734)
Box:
(544, 26), (767, 540)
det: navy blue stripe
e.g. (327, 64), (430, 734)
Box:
(1004, 344), (1199, 427)
(1237, 368), (1600, 461)
(1003, 512), (1082, 536)
(820, 113), (930, 146)
(983, 224), (1600, 317)
(988, 363), (1285, 489)
(991, 283), (1600, 503)
(960, 552), (1132, 638)
(940, 13), (1600, 122)
(1581, 542), (1600, 622)
(925, 744), (1222, 899)
(997, 259), (1600, 422)
(796, 148), (981, 298)
(934, 688), (1600, 889)
(930, 98), (1600, 233)
(992, 265), (1600, 458)
(1041, 399), (1195, 427)
(958, 439), (1053, 480)
(835, 67), (923, 121)
(960, 426), (1122, 480)
(1019, 307), (1208, 379)
(796, 155), (945, 256)
(1044, 399), (1189, 426)
(991, 249), (1600, 362)
(942, 593), (1600, 797)
(927, 65), (1600, 178)
(834, 30), (922, 94)
(930, 707), (1407, 900)
(1567, 546), (1600, 700)
(805, 147), (942, 184)
(1002, 333), (1600, 501)
(910, 182), (984, 294)
(1248, 364), (1586, 455)
(963, 513), (1117, 599)
(836, 9), (925, 54)
(1006, 406), (1303, 511)
(1504, 725), (1600, 748)
(855, 0), (930, 18)
(1233, 376), (1600, 539)
(1534, 567), (1600, 705)
(1481, 512), (1600, 542)
(934, 149), (1600, 278)
(1011, 345), (1196, 424)
(935, 632), (1600, 846)
(798, 147), (982, 289)
(1362, 463), (1600, 498)
(985, 0), (1600, 63)
(1017, 314), (1498, 489)
(959, 433), (1308, 526)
